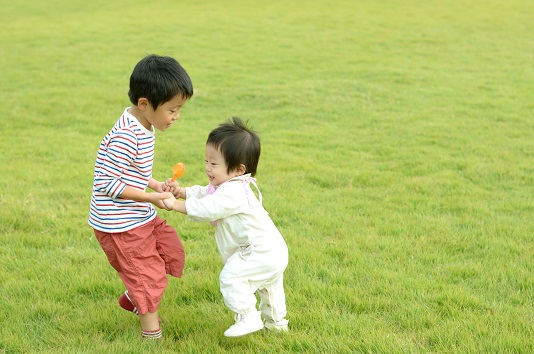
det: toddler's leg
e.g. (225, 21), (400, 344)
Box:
(219, 254), (259, 315)
(258, 274), (289, 332)
(219, 254), (263, 337)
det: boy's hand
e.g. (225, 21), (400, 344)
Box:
(150, 180), (167, 193)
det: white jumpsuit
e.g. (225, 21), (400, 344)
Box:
(185, 174), (288, 322)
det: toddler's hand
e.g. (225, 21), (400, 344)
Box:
(163, 178), (180, 195)
(151, 192), (173, 210)
(162, 193), (177, 210)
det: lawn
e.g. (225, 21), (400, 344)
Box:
(0, 0), (532, 352)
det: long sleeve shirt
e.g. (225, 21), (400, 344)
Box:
(88, 108), (156, 232)
(185, 174), (287, 264)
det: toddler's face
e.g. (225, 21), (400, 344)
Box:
(147, 94), (187, 132)
(205, 144), (238, 187)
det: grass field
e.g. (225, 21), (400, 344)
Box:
(0, 0), (532, 352)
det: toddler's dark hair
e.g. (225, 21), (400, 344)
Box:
(128, 54), (193, 110)
(207, 117), (261, 176)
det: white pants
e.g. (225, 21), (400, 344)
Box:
(219, 244), (288, 322)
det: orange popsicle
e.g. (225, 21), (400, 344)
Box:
(171, 162), (185, 182)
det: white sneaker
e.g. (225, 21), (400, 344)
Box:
(224, 311), (264, 337)
(264, 319), (289, 332)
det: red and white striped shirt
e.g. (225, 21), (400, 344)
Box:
(88, 108), (157, 232)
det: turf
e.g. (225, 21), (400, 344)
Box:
(0, 0), (532, 352)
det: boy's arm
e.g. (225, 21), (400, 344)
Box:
(119, 186), (170, 210)
(148, 177), (165, 193)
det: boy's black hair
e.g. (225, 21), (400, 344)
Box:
(207, 117), (261, 177)
(128, 54), (193, 110)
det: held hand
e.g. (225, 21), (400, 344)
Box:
(150, 192), (174, 210)
(163, 178), (180, 194)
(162, 193), (177, 210)
(151, 180), (166, 193)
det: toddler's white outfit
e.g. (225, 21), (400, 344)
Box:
(185, 174), (289, 336)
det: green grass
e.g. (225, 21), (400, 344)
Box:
(1, 0), (532, 352)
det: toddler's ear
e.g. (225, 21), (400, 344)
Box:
(236, 163), (247, 176)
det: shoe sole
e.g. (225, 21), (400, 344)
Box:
(224, 326), (263, 338)
(264, 326), (289, 332)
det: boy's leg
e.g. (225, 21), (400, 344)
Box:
(118, 290), (138, 314)
(152, 216), (185, 278)
(139, 312), (161, 339)
(94, 222), (166, 334)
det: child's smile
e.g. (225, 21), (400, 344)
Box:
(205, 144), (237, 187)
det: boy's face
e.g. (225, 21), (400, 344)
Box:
(144, 94), (187, 132)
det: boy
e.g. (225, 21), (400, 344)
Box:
(161, 117), (289, 337)
(88, 54), (193, 339)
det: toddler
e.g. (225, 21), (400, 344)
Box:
(161, 117), (289, 337)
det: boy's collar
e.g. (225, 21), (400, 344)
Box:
(124, 107), (154, 135)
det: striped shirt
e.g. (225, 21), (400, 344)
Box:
(88, 108), (157, 232)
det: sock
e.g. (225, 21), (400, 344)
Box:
(142, 328), (162, 340)
(118, 291), (139, 315)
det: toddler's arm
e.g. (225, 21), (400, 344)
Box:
(161, 193), (188, 214)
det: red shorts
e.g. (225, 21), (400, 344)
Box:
(94, 216), (185, 314)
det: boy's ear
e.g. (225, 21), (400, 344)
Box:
(137, 97), (149, 111)
(236, 164), (247, 176)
